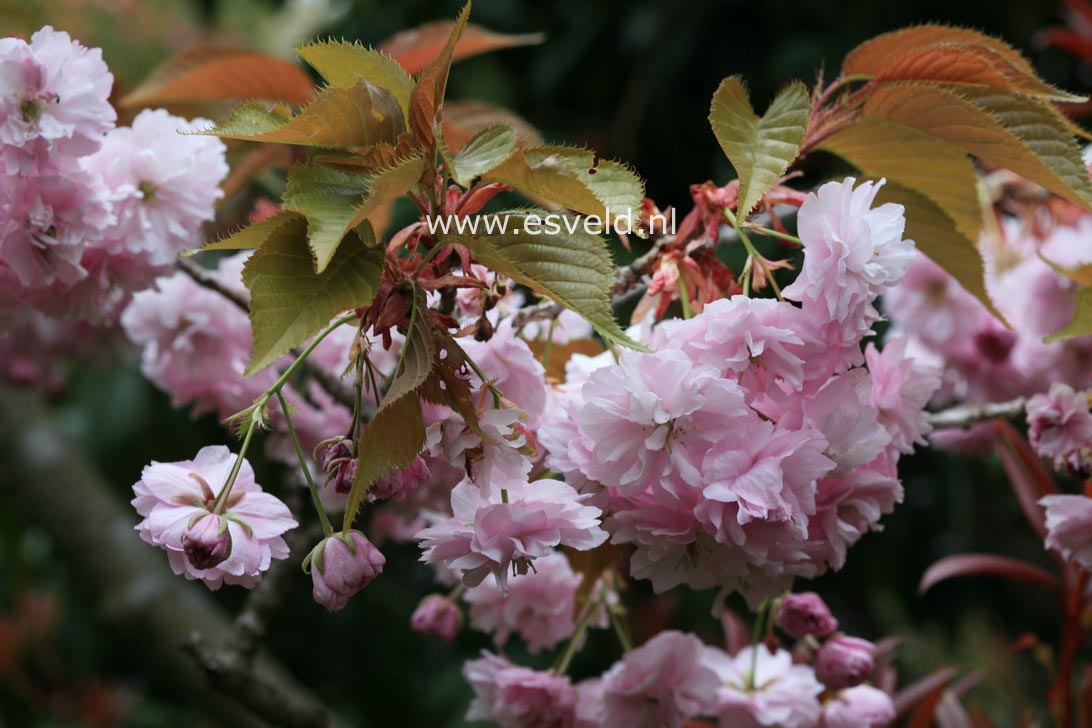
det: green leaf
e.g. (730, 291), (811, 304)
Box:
(872, 181), (995, 317)
(284, 155), (426, 270)
(343, 292), (434, 528)
(819, 117), (982, 243)
(408, 2), (470, 152)
(343, 393), (425, 528)
(283, 164), (370, 272)
(185, 211), (303, 255)
(444, 123), (517, 187)
(1046, 286), (1092, 342)
(201, 81), (404, 148)
(344, 154), (428, 231)
(708, 76), (811, 221)
(1039, 283), (1092, 342)
(483, 146), (646, 233)
(864, 83), (1092, 209)
(242, 218), (384, 375)
(295, 39), (413, 119)
(447, 209), (640, 348)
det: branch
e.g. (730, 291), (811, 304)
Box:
(176, 258), (356, 409)
(0, 384), (339, 728)
(927, 396), (1030, 430)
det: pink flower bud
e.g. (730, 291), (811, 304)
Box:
(182, 513), (231, 570)
(815, 636), (875, 690)
(411, 594), (462, 642)
(308, 531), (385, 611)
(777, 592), (838, 639)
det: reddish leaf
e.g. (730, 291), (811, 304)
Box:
(844, 25), (1038, 77)
(896, 665), (959, 719)
(380, 20), (543, 75)
(408, 4), (471, 154)
(993, 419), (1058, 540)
(442, 100), (543, 154)
(919, 554), (1061, 597)
(121, 47), (315, 108)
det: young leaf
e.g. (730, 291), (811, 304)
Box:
(343, 154), (428, 232)
(380, 19), (544, 75)
(844, 25), (1040, 78)
(408, 2), (471, 153)
(708, 76), (811, 220)
(918, 553), (1061, 596)
(344, 393), (425, 529)
(871, 42), (1084, 102)
(864, 83), (1092, 208)
(872, 181), (995, 316)
(442, 100), (543, 154)
(444, 123), (517, 187)
(283, 164), (370, 271)
(121, 47), (315, 108)
(202, 81), (404, 148)
(1046, 286), (1092, 341)
(419, 321), (481, 434)
(186, 210), (303, 255)
(446, 210), (639, 348)
(482, 146), (646, 233)
(295, 39), (413, 119)
(819, 118), (982, 243)
(343, 293), (435, 527)
(242, 218), (383, 374)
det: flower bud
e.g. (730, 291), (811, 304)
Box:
(411, 594), (462, 642)
(815, 636), (875, 690)
(307, 530), (385, 611)
(777, 592), (838, 639)
(182, 513), (231, 570)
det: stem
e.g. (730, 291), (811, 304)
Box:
(212, 413), (259, 515)
(500, 488), (509, 504)
(555, 599), (598, 675)
(276, 391), (333, 537)
(1054, 568), (1087, 725)
(541, 318), (558, 372)
(746, 224), (802, 246)
(747, 598), (771, 691)
(677, 270), (693, 320)
(609, 608), (633, 652)
(726, 209), (782, 301)
(268, 313), (357, 397)
(464, 350), (503, 408)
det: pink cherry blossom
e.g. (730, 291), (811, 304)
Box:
(883, 252), (987, 355)
(815, 635), (875, 689)
(82, 109), (228, 266)
(132, 445), (297, 589)
(777, 592), (839, 639)
(464, 651), (578, 728)
(308, 531), (386, 611)
(783, 177), (914, 318)
(820, 685), (895, 728)
(417, 477), (608, 591)
(1040, 494), (1092, 571)
(864, 338), (941, 453)
(1027, 383), (1092, 474)
(574, 349), (751, 498)
(121, 254), (275, 417)
(411, 594), (462, 642)
(0, 27), (115, 173)
(600, 630), (721, 728)
(429, 407), (534, 500)
(460, 321), (548, 422)
(464, 550), (583, 653)
(705, 645), (823, 728)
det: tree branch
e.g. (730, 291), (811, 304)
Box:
(176, 258), (356, 409)
(0, 384), (339, 728)
(927, 396), (1030, 430)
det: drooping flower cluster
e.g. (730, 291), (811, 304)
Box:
(0, 27), (228, 324)
(131, 446), (297, 589)
(539, 178), (939, 607)
(885, 215), (1092, 453)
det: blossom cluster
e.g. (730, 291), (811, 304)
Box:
(0, 27), (228, 387)
(462, 592), (896, 728)
(537, 178), (939, 607)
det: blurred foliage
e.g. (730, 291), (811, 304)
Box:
(0, 0), (1086, 726)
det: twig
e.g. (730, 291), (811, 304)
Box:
(176, 258), (357, 409)
(927, 396), (1029, 429)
